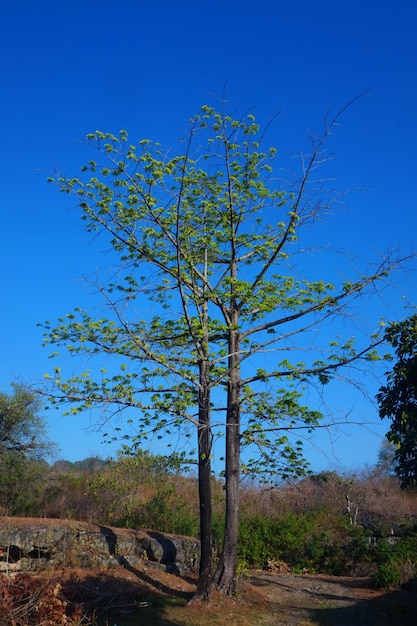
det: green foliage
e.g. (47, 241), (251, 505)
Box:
(211, 511), (226, 555)
(136, 486), (200, 536)
(373, 564), (402, 588)
(377, 314), (417, 487)
(373, 536), (417, 588)
(0, 453), (48, 515)
(0, 384), (55, 458)
(236, 512), (366, 574)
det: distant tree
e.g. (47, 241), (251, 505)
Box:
(0, 384), (55, 458)
(42, 101), (401, 598)
(375, 439), (398, 477)
(72, 456), (109, 473)
(377, 315), (417, 488)
(50, 459), (76, 473)
(0, 384), (56, 514)
(0, 452), (49, 515)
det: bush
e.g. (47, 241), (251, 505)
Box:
(237, 512), (323, 570)
(237, 511), (373, 575)
(373, 537), (417, 588)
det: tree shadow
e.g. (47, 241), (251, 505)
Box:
(309, 586), (417, 626)
(61, 568), (190, 626)
(97, 525), (195, 598)
(66, 525), (196, 624)
(146, 530), (182, 574)
(117, 555), (195, 600)
(250, 573), (417, 626)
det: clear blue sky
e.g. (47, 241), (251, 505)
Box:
(1, 0), (416, 471)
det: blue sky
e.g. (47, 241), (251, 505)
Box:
(1, 0), (416, 471)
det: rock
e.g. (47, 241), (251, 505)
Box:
(0, 517), (199, 575)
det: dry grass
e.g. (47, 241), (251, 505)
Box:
(97, 578), (273, 626)
(0, 561), (274, 626)
(55, 566), (274, 626)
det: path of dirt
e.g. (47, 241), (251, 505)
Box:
(59, 564), (417, 625)
(249, 571), (417, 625)
(2, 563), (416, 625)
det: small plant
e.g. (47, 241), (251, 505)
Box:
(373, 564), (402, 588)
(236, 558), (249, 578)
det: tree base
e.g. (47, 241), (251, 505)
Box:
(212, 562), (238, 596)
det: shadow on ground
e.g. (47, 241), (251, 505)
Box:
(250, 573), (417, 626)
(82, 525), (197, 624)
(310, 586), (417, 626)
(62, 570), (190, 626)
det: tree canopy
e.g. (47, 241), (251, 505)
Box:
(0, 384), (54, 458)
(377, 314), (417, 488)
(42, 102), (402, 597)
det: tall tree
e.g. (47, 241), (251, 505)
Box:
(42, 102), (400, 597)
(377, 314), (417, 488)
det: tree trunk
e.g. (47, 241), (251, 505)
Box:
(189, 242), (215, 602)
(193, 356), (213, 601)
(212, 323), (240, 595)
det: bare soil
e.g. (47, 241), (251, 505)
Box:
(248, 571), (417, 625)
(40, 562), (417, 625)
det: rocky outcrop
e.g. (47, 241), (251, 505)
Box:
(0, 517), (199, 575)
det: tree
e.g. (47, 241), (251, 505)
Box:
(0, 384), (53, 458)
(377, 314), (417, 488)
(0, 384), (55, 514)
(42, 101), (400, 598)
(375, 439), (398, 477)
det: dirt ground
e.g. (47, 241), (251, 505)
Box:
(2, 539), (417, 625)
(248, 571), (417, 625)
(47, 562), (417, 625)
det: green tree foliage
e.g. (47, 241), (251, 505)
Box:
(42, 102), (400, 597)
(0, 384), (56, 514)
(0, 452), (49, 516)
(377, 314), (417, 488)
(0, 384), (54, 458)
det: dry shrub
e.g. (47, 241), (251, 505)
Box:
(351, 473), (417, 528)
(241, 471), (417, 531)
(0, 572), (89, 625)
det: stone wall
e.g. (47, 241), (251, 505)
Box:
(0, 517), (199, 575)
